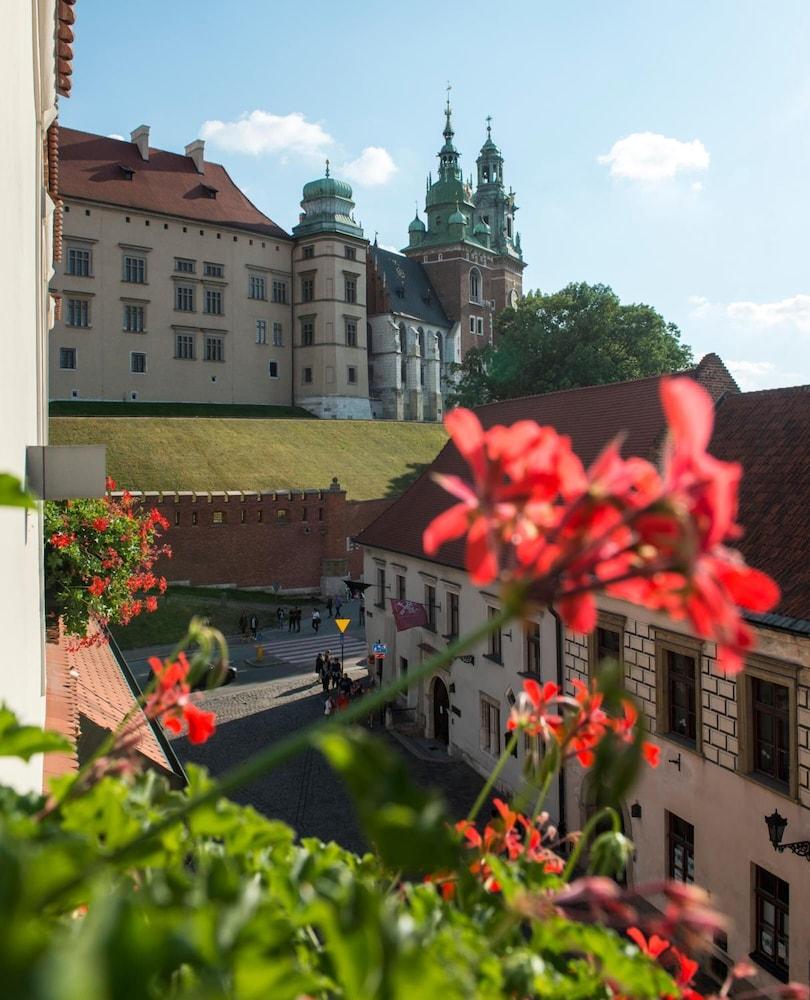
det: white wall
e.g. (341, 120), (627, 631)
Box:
(0, 0), (56, 791)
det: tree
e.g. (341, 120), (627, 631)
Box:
(447, 282), (693, 407)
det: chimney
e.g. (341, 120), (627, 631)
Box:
(185, 139), (205, 174)
(130, 125), (150, 161)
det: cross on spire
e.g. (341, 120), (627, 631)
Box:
(485, 114), (492, 137)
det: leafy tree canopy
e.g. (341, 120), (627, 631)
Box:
(448, 282), (693, 407)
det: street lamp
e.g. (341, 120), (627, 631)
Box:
(764, 809), (810, 860)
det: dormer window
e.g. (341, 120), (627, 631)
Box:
(202, 184), (218, 199)
(118, 164), (135, 180)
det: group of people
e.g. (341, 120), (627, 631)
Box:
(238, 611), (259, 641)
(316, 649), (365, 714)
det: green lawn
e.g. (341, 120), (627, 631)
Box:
(49, 417), (447, 499)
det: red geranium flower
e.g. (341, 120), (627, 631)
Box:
(91, 517), (110, 532)
(88, 576), (106, 597)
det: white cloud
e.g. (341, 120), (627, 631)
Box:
(726, 360), (804, 391)
(690, 181), (704, 193)
(340, 146), (398, 187)
(200, 110), (334, 160)
(598, 132), (710, 183)
(108, 133), (125, 141)
(689, 293), (810, 333)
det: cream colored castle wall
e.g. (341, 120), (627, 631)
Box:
(0, 0), (56, 791)
(50, 202), (294, 404)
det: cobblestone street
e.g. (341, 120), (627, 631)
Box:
(125, 609), (489, 854)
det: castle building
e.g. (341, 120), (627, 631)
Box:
(50, 99), (524, 420)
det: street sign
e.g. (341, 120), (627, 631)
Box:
(335, 617), (351, 634)
(372, 642), (387, 655)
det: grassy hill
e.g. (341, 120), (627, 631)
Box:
(49, 417), (447, 499)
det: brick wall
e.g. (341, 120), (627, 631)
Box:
(126, 487), (395, 593)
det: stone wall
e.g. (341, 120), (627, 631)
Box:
(126, 488), (394, 594)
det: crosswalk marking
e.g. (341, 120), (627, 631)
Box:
(257, 632), (367, 669)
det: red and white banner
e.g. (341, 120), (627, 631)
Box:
(389, 598), (428, 631)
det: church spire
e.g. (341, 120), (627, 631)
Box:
(438, 83), (461, 182)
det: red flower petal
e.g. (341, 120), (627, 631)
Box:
(445, 408), (486, 483)
(465, 516), (499, 585)
(661, 377), (714, 457)
(183, 703), (216, 744)
(423, 503), (470, 556)
(558, 592), (597, 634)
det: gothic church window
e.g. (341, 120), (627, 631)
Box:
(469, 268), (481, 302)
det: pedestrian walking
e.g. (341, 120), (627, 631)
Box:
(249, 613), (258, 641)
(276, 606), (285, 629)
(312, 608), (321, 632)
(315, 652), (324, 679)
(287, 606), (294, 632)
(321, 664), (330, 694)
(331, 657), (342, 691)
(326, 595), (333, 618)
(238, 611), (248, 639)
(324, 695), (335, 716)
(334, 595), (343, 618)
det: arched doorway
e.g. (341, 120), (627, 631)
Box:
(432, 677), (449, 745)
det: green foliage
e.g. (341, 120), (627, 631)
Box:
(448, 282), (693, 407)
(0, 710), (680, 1000)
(0, 706), (71, 760)
(0, 473), (35, 510)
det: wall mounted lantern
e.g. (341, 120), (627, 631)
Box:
(765, 810), (810, 860)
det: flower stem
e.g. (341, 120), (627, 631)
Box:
(561, 805), (619, 881)
(465, 729), (519, 825)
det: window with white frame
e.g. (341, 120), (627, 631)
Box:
(272, 322), (283, 346)
(272, 279), (287, 304)
(175, 285), (195, 311)
(476, 317), (484, 336)
(446, 591), (459, 638)
(480, 695), (501, 757)
(123, 255), (146, 284)
(375, 566), (386, 608)
(174, 258), (195, 273)
(486, 606), (502, 662)
(130, 351), (147, 374)
(66, 247), (91, 276)
(469, 316), (475, 334)
(249, 274), (267, 300)
(59, 347), (77, 369)
(66, 298), (90, 327)
(425, 584), (437, 630)
(204, 335), (224, 362)
(255, 319), (267, 344)
(175, 333), (194, 360)
(268, 360), (279, 378)
(203, 262), (224, 278)
(346, 320), (358, 347)
(123, 304), (145, 332)
(204, 288), (223, 315)
(525, 622), (541, 675)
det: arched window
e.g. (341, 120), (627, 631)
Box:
(417, 327), (425, 357)
(469, 267), (481, 303)
(398, 322), (406, 355)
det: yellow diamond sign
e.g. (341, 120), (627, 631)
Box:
(335, 618), (351, 634)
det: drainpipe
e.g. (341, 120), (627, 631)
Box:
(549, 607), (566, 840)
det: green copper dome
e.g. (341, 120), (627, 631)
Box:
(302, 175), (353, 201)
(449, 206), (467, 225)
(408, 212), (426, 232)
(474, 219), (491, 233)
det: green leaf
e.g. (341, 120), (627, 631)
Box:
(0, 705), (72, 760)
(0, 474), (35, 510)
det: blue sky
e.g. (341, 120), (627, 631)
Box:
(63, 0), (810, 390)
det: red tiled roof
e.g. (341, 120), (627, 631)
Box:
(56, 0), (77, 98)
(57, 126), (290, 239)
(711, 385), (810, 622)
(44, 619), (176, 789)
(359, 358), (809, 625)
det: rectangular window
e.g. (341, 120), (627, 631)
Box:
(59, 347), (76, 370)
(123, 255), (146, 284)
(302, 366), (313, 384)
(344, 245), (356, 260)
(344, 277), (357, 303)
(667, 649), (698, 744)
(256, 319), (267, 344)
(175, 285), (195, 311)
(66, 247), (91, 276)
(446, 591), (459, 638)
(212, 511), (225, 524)
(347, 366), (357, 384)
(302, 320), (314, 346)
(346, 320), (358, 346)
(526, 622), (541, 674)
(268, 361), (278, 379)
(752, 678), (790, 787)
(399, 656), (408, 680)
(487, 606), (502, 662)
(667, 812), (695, 884)
(272, 279), (287, 304)
(376, 566), (386, 608)
(396, 574), (406, 600)
(469, 316), (475, 334)
(174, 257), (195, 273)
(66, 298), (90, 328)
(175, 333), (194, 360)
(203, 262), (224, 278)
(123, 304), (145, 332)
(204, 288), (223, 315)
(590, 622), (623, 677)
(754, 865), (789, 979)
(249, 274), (267, 300)
(480, 695), (501, 757)
(425, 585), (437, 630)
(477, 317), (484, 336)
(272, 321), (283, 346)
(205, 335), (224, 362)
(302, 245), (314, 259)
(130, 351), (146, 374)
(301, 276), (314, 302)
